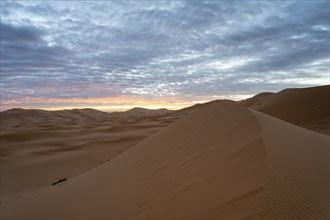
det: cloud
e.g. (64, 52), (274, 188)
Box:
(0, 0), (329, 110)
(1, 22), (46, 42)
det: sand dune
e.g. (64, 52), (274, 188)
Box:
(253, 110), (329, 219)
(0, 108), (178, 202)
(0, 85), (329, 219)
(110, 107), (172, 118)
(1, 108), (111, 122)
(242, 85), (330, 134)
(1, 101), (267, 219)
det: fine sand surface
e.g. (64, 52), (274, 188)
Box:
(0, 108), (184, 201)
(0, 85), (329, 219)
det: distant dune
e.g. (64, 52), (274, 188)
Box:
(0, 108), (111, 122)
(0, 85), (329, 219)
(109, 107), (172, 118)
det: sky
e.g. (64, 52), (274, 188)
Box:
(1, 0), (329, 111)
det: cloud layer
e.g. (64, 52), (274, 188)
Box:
(1, 1), (329, 110)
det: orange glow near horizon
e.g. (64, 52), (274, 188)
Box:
(0, 94), (253, 112)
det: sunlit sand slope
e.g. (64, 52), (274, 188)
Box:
(1, 101), (267, 219)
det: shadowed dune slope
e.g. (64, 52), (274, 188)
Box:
(252, 110), (329, 219)
(1, 101), (267, 219)
(241, 85), (330, 134)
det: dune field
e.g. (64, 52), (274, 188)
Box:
(0, 85), (329, 219)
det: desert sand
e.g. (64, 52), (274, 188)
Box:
(0, 85), (329, 219)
